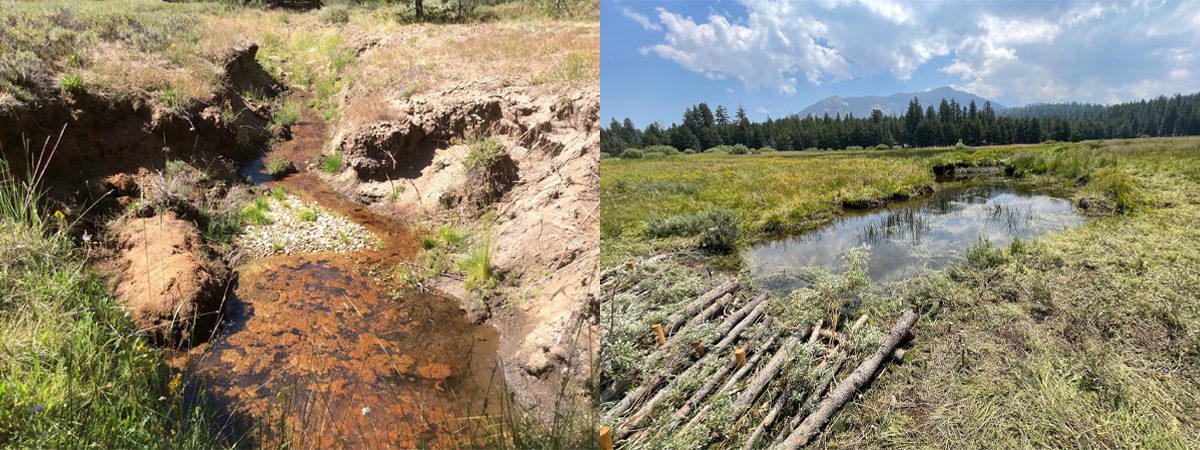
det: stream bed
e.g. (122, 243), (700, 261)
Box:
(191, 112), (501, 447)
(747, 177), (1083, 291)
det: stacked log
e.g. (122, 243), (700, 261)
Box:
(601, 274), (919, 450)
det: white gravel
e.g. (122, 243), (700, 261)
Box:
(237, 195), (378, 257)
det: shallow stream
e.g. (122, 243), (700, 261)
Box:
(192, 109), (500, 447)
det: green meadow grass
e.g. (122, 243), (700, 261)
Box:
(600, 152), (934, 265)
(601, 136), (1200, 448)
(832, 137), (1200, 449)
(0, 153), (222, 447)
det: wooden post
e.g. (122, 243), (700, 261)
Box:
(734, 348), (746, 369)
(599, 426), (613, 450)
(690, 340), (706, 357)
(652, 324), (665, 346)
(852, 314), (870, 331)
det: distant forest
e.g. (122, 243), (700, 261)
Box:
(601, 92), (1200, 156)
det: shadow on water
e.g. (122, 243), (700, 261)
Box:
(748, 176), (1083, 293)
(188, 97), (503, 447)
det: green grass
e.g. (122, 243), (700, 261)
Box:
(265, 155), (294, 178)
(601, 136), (1200, 449)
(829, 139), (1200, 448)
(0, 149), (222, 447)
(420, 235), (438, 250)
(464, 138), (504, 171)
(437, 225), (468, 248)
(297, 208), (318, 222)
(0, 0), (221, 104)
(601, 151), (935, 265)
(269, 99), (301, 131)
(256, 29), (356, 119)
(241, 196), (272, 226)
(531, 50), (598, 85)
(319, 5), (350, 24)
(319, 153), (343, 174)
(59, 73), (83, 93)
(457, 231), (495, 290)
(270, 186), (287, 201)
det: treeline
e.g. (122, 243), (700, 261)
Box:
(601, 92), (1200, 156)
(998, 101), (1107, 119)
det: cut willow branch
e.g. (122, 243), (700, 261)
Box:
(615, 298), (770, 440)
(601, 293), (766, 425)
(742, 381), (790, 450)
(780, 310), (919, 450)
(730, 323), (816, 419)
(599, 292), (733, 404)
(660, 316), (775, 434)
(664, 279), (738, 334)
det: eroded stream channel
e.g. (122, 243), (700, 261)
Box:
(749, 175), (1083, 291)
(192, 110), (501, 447)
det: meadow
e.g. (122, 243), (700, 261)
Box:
(600, 151), (935, 266)
(599, 136), (1200, 448)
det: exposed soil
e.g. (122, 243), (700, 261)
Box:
(3, 20), (599, 434)
(321, 77), (600, 417)
(0, 43), (275, 348)
(112, 214), (230, 346)
(0, 43), (275, 208)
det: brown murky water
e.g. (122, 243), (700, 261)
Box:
(194, 104), (501, 448)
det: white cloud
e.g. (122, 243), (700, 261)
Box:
(643, 6), (852, 94)
(858, 0), (913, 24)
(755, 107), (770, 114)
(621, 7), (660, 31)
(727, 88), (736, 93)
(979, 16), (1061, 45)
(1061, 3), (1110, 27)
(638, 0), (1200, 104)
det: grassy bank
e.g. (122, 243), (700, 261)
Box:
(600, 152), (934, 266)
(827, 137), (1200, 449)
(600, 136), (1200, 448)
(598, 139), (1193, 267)
(0, 151), (223, 446)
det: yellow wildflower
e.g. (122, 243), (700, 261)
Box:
(54, 210), (65, 220)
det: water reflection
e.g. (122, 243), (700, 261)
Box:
(748, 181), (1082, 290)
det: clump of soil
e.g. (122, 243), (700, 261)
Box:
(1077, 195), (1115, 216)
(323, 79), (600, 417)
(112, 215), (229, 346)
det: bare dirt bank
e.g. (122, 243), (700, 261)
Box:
(321, 78), (600, 416)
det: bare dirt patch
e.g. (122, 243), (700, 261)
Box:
(111, 215), (229, 346)
(322, 75), (599, 416)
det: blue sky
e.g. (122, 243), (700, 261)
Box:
(602, 0), (1200, 128)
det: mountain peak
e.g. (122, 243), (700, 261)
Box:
(800, 87), (1005, 118)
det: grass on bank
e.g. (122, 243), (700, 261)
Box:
(600, 152), (934, 266)
(601, 136), (1200, 448)
(0, 148), (223, 447)
(599, 139), (1194, 267)
(828, 137), (1200, 449)
(2, 0), (598, 119)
